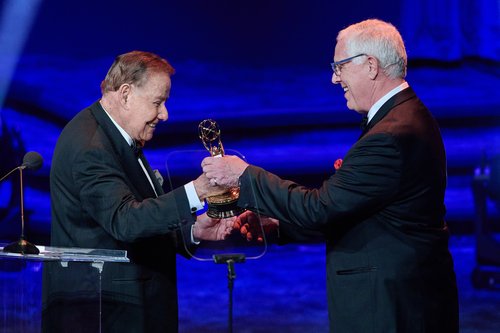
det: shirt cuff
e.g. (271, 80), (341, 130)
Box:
(184, 181), (205, 213)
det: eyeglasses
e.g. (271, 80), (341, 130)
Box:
(330, 54), (366, 76)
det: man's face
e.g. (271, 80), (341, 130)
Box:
(123, 71), (170, 144)
(331, 40), (371, 114)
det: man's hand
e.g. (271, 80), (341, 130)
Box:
(193, 173), (227, 201)
(234, 210), (279, 242)
(193, 213), (236, 241)
(201, 155), (249, 188)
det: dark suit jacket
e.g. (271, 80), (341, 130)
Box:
(44, 101), (195, 332)
(238, 87), (459, 333)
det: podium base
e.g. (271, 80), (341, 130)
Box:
(3, 238), (40, 255)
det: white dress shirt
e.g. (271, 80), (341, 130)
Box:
(366, 81), (410, 124)
(100, 103), (204, 243)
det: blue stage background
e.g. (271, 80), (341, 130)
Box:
(0, 0), (499, 332)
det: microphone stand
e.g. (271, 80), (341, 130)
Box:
(2, 167), (40, 255)
(213, 253), (246, 333)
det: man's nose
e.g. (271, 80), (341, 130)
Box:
(332, 72), (341, 84)
(158, 104), (168, 121)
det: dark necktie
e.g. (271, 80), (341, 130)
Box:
(131, 140), (143, 157)
(360, 116), (369, 131)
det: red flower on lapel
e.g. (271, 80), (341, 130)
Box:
(334, 158), (343, 170)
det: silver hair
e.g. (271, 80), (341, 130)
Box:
(337, 19), (407, 79)
(100, 51), (175, 94)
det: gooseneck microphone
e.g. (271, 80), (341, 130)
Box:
(1, 151), (44, 255)
(21, 151), (43, 171)
(0, 151), (43, 182)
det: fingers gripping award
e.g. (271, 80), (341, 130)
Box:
(198, 119), (245, 218)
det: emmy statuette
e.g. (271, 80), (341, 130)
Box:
(198, 119), (245, 218)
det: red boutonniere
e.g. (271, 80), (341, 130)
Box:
(334, 158), (343, 170)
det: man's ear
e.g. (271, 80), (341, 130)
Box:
(367, 56), (379, 80)
(118, 83), (131, 107)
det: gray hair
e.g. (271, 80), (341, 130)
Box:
(100, 51), (175, 94)
(337, 19), (407, 79)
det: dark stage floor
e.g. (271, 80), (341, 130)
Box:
(176, 236), (500, 333)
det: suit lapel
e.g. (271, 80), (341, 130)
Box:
(89, 101), (158, 199)
(360, 87), (416, 137)
(138, 151), (165, 196)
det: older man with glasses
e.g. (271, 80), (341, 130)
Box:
(201, 19), (459, 333)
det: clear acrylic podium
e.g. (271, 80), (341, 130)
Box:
(0, 244), (129, 333)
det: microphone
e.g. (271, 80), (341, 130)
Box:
(21, 151), (43, 171)
(2, 151), (43, 255)
(0, 151), (43, 182)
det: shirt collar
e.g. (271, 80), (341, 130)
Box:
(366, 81), (410, 123)
(100, 101), (134, 147)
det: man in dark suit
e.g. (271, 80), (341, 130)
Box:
(44, 51), (231, 332)
(201, 19), (459, 332)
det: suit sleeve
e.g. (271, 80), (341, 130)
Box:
(73, 147), (195, 243)
(238, 133), (402, 230)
